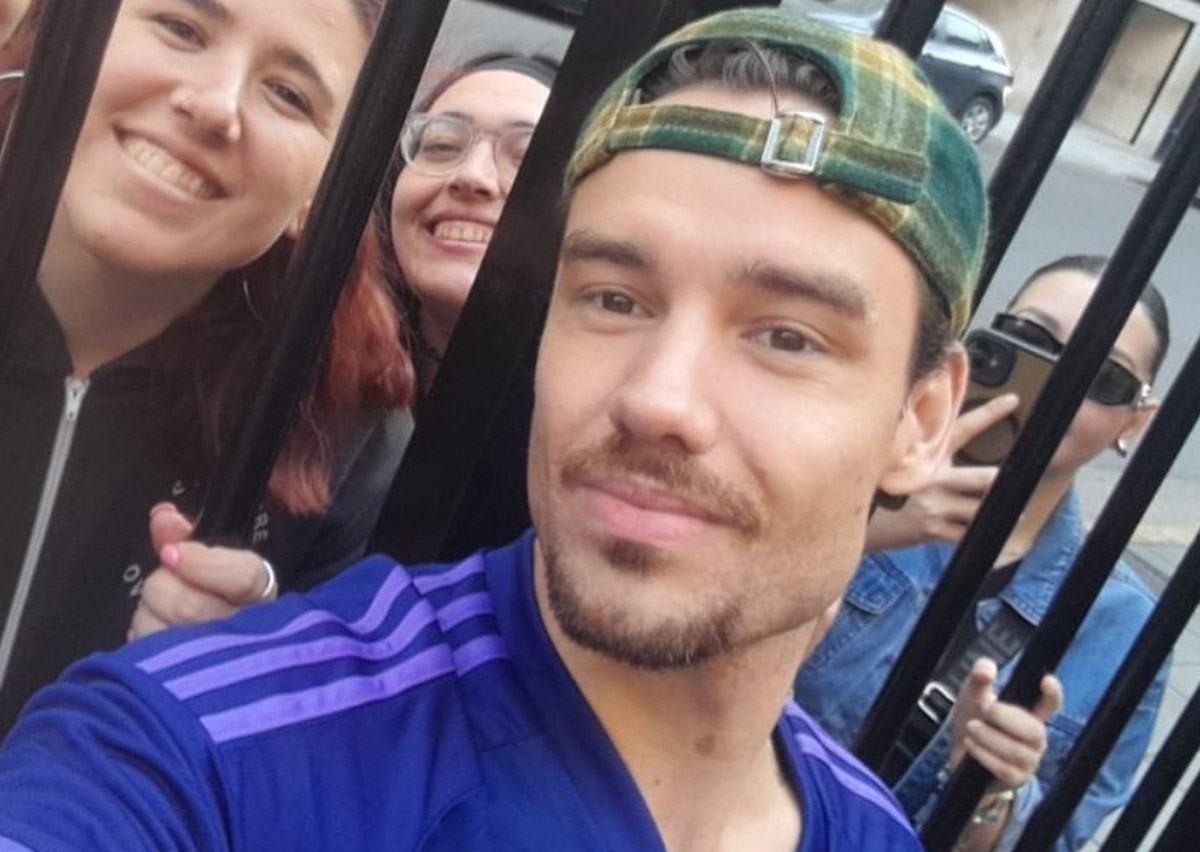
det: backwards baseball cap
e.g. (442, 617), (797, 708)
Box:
(566, 9), (988, 335)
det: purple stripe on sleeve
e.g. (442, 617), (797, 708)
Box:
(138, 568), (413, 674)
(435, 592), (495, 633)
(200, 644), (458, 743)
(451, 635), (510, 674)
(0, 838), (35, 852)
(794, 732), (914, 833)
(412, 552), (486, 594)
(162, 600), (441, 700)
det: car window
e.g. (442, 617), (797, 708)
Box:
(943, 11), (989, 51)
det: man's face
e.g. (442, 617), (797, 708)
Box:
(529, 86), (959, 669)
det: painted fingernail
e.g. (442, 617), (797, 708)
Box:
(149, 502), (176, 520)
(160, 544), (181, 569)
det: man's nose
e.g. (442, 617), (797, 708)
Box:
(608, 319), (720, 455)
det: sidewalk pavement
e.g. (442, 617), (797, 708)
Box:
(987, 110), (1162, 190)
(1072, 469), (1198, 850)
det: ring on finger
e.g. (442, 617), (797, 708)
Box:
(258, 558), (278, 602)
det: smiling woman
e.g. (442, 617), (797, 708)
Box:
(378, 52), (557, 392)
(0, 0), (414, 733)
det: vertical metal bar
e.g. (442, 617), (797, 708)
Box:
(193, 0), (451, 544)
(854, 61), (1200, 785)
(1008, 548), (1200, 850)
(923, 310), (1200, 846)
(370, 0), (776, 562)
(975, 0), (1138, 308)
(1147, 758), (1200, 852)
(0, 0), (123, 373)
(1098, 686), (1200, 852)
(875, 0), (944, 58)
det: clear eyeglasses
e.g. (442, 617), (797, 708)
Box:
(398, 112), (534, 188)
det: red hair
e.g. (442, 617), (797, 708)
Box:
(2, 1), (414, 515)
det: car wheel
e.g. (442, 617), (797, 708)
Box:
(958, 96), (997, 143)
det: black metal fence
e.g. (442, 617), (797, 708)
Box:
(2, 0), (1197, 849)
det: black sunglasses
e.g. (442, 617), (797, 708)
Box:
(991, 313), (1148, 407)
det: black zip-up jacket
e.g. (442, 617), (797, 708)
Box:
(0, 290), (413, 733)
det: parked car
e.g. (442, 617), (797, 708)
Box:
(807, 3), (1013, 142)
(490, 1), (1012, 143)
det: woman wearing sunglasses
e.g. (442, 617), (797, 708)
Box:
(378, 52), (558, 394)
(794, 255), (1170, 852)
(0, 0), (413, 732)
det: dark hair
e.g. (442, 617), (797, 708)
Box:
(634, 41), (952, 382)
(1012, 254), (1171, 379)
(1, 0), (414, 514)
(639, 39), (842, 111)
(374, 51), (560, 381)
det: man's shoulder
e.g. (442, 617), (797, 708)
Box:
(779, 704), (922, 851)
(115, 549), (511, 746)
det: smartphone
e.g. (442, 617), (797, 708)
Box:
(955, 327), (1056, 466)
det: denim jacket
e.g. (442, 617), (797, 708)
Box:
(794, 492), (1166, 852)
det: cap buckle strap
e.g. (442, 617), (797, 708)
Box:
(761, 110), (827, 178)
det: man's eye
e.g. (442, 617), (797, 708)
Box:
(753, 327), (813, 353)
(598, 291), (637, 315)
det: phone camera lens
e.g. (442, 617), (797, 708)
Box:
(967, 333), (1015, 388)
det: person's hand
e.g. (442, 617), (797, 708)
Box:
(127, 503), (278, 641)
(949, 657), (1064, 792)
(866, 394), (1020, 552)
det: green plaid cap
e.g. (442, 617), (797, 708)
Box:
(565, 8), (988, 335)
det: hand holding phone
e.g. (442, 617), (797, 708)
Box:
(955, 328), (1056, 466)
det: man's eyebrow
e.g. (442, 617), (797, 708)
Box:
(177, 0), (234, 25)
(561, 231), (654, 271)
(735, 262), (871, 321)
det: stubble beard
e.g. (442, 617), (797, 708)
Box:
(538, 433), (762, 671)
(543, 533), (742, 670)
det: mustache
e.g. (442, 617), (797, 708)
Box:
(560, 435), (763, 538)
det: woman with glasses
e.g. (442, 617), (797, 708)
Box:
(794, 255), (1170, 852)
(378, 53), (558, 393)
(0, 0), (413, 732)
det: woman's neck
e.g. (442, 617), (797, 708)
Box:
(998, 471), (1073, 566)
(38, 217), (217, 377)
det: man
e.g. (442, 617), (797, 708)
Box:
(0, 10), (1053, 851)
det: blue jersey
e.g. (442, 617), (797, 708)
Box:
(0, 532), (921, 851)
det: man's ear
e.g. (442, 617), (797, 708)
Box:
(878, 344), (968, 499)
(285, 200), (314, 242)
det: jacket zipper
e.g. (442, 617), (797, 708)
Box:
(0, 377), (90, 690)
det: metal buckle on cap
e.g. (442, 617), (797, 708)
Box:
(761, 110), (827, 178)
(917, 681), (956, 725)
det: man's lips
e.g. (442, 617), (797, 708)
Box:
(579, 478), (723, 543)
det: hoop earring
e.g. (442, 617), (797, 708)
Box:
(242, 275), (268, 325)
(0, 70), (25, 85)
(1114, 438), (1129, 458)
